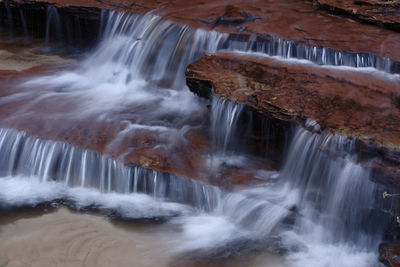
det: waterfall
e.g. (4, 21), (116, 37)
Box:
(207, 96), (386, 265)
(45, 6), (63, 48)
(210, 96), (244, 154)
(94, 10), (398, 73)
(3, 0), (14, 34)
(225, 34), (395, 73)
(0, 125), (386, 265)
(96, 11), (396, 73)
(18, 6), (28, 36)
(0, 126), (301, 253)
(0, 6), (395, 266)
(90, 11), (227, 88)
(1, 3), (397, 73)
(209, 96), (290, 166)
(281, 125), (382, 244)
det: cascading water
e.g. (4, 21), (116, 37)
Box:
(210, 96), (244, 154)
(45, 6), (63, 48)
(275, 124), (385, 266)
(18, 6), (27, 36)
(208, 97), (387, 266)
(4, 0), (14, 34)
(0, 128), (220, 213)
(225, 34), (396, 72)
(0, 6), (394, 267)
(91, 11), (227, 88)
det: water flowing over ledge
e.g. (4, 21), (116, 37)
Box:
(1, 1), (400, 73)
(0, 118), (393, 266)
(0, 122), (390, 266)
(209, 96), (290, 164)
(0, 127), (221, 213)
(209, 97), (399, 255)
(225, 34), (398, 73)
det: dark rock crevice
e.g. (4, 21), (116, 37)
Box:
(0, 0), (101, 49)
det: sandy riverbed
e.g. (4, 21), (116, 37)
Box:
(0, 208), (177, 267)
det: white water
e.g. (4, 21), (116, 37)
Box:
(276, 125), (383, 267)
(210, 96), (244, 154)
(226, 34), (396, 72)
(207, 98), (385, 266)
(45, 6), (63, 48)
(0, 175), (189, 219)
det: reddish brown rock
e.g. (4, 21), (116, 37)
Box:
(314, 0), (400, 32)
(380, 243), (400, 267)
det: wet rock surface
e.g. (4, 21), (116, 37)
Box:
(314, 0), (400, 32)
(186, 52), (400, 186)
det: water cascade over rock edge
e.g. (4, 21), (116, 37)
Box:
(0, 2), (399, 266)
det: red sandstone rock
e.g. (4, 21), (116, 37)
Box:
(314, 0), (400, 32)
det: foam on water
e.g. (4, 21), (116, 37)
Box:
(0, 175), (189, 219)
(208, 98), (385, 265)
(282, 230), (381, 267)
(174, 214), (246, 251)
